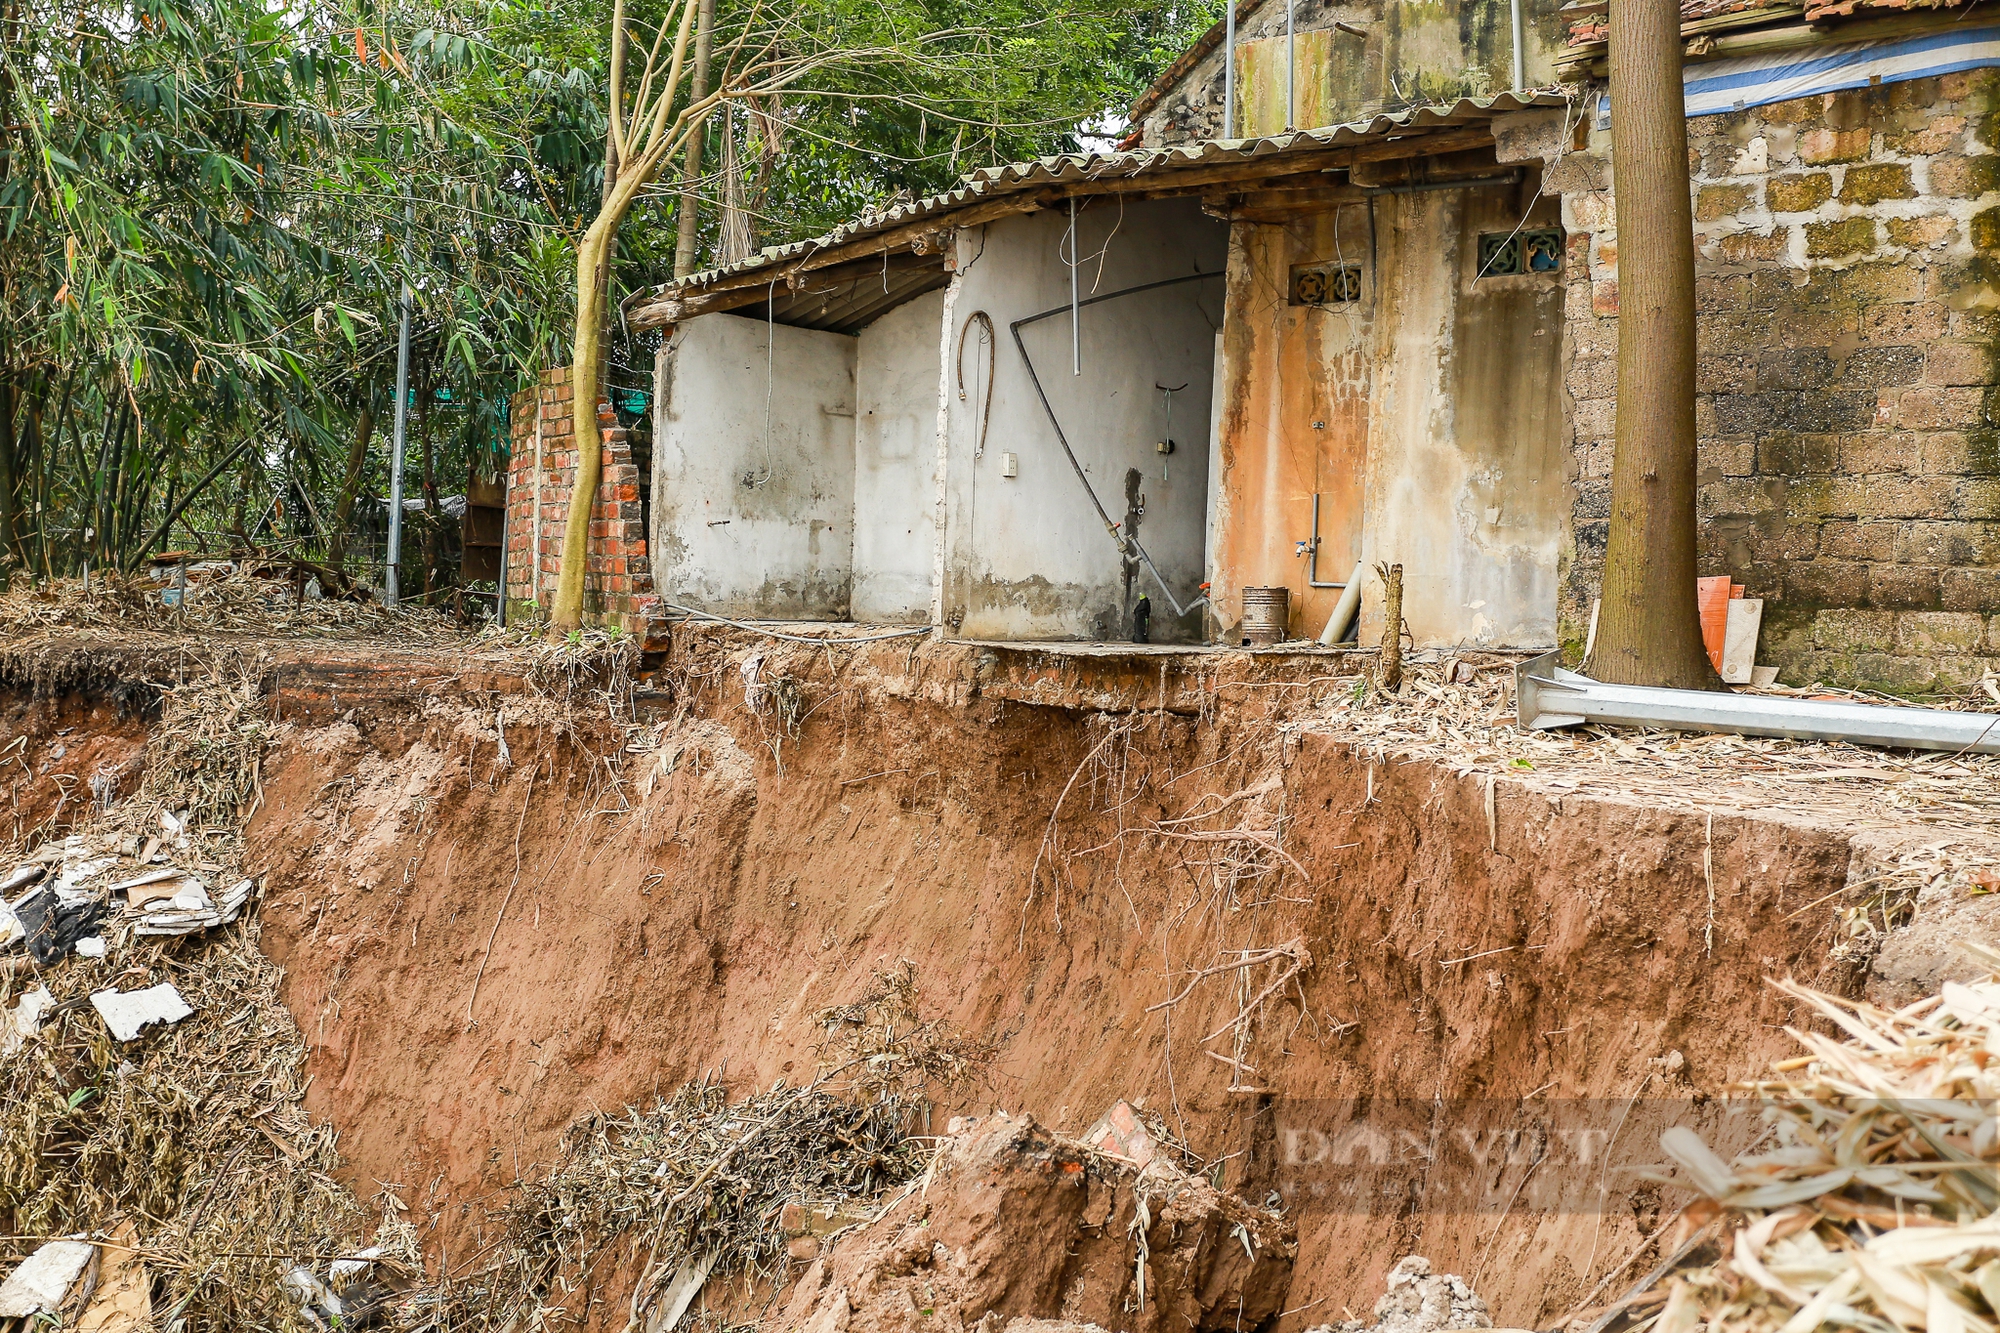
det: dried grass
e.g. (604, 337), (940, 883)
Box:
(420, 964), (988, 1331)
(0, 569), (465, 643)
(0, 668), (410, 1332)
(1619, 944), (2000, 1333)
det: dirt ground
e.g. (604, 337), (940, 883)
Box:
(6, 617), (1997, 1327)
(74, 629), (1857, 1328)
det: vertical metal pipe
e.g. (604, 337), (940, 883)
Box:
(385, 189), (412, 609)
(1510, 0), (1526, 90)
(1286, 0), (1296, 132)
(1069, 196), (1081, 376)
(1224, 1), (1235, 138)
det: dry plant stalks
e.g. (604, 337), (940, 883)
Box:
(422, 965), (991, 1331)
(813, 959), (996, 1108)
(0, 568), (466, 643)
(0, 669), (429, 1332)
(139, 671), (270, 829)
(1618, 943), (2000, 1333)
(489, 622), (641, 714)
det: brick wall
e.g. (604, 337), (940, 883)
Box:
(1550, 68), (2000, 692)
(505, 365), (658, 633)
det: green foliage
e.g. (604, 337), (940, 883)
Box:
(0, 0), (1217, 590)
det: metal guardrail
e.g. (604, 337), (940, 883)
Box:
(1514, 650), (2000, 755)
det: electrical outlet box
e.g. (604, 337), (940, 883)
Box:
(1001, 452), (1018, 478)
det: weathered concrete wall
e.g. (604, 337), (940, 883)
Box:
(939, 198), (1229, 643)
(1538, 70), (2000, 691)
(1211, 182), (1567, 647)
(1362, 182), (1569, 647)
(652, 314), (858, 618)
(853, 289), (945, 623)
(1138, 0), (1568, 147)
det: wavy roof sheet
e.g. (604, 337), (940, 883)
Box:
(1562, 0), (1971, 46)
(629, 90), (1569, 311)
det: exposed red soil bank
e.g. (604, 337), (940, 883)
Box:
(217, 633), (1856, 1329)
(0, 690), (149, 846)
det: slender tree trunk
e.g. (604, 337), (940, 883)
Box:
(420, 405), (440, 597)
(672, 0), (717, 279)
(0, 372), (17, 573)
(549, 219), (617, 630)
(328, 397), (376, 568)
(18, 379), (43, 568)
(1586, 0), (1720, 690)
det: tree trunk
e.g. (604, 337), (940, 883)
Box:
(548, 219), (617, 630)
(18, 381), (43, 568)
(0, 373), (17, 575)
(328, 398), (376, 569)
(420, 408), (440, 597)
(672, 0), (716, 279)
(1585, 0), (1721, 690)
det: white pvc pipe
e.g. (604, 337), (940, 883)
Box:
(1286, 0), (1296, 132)
(1224, 2), (1236, 138)
(1510, 0), (1526, 91)
(1318, 561), (1366, 645)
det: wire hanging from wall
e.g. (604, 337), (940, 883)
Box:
(956, 311), (995, 458)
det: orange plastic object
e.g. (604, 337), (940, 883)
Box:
(1698, 576), (1733, 672)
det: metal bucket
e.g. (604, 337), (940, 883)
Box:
(1241, 586), (1290, 646)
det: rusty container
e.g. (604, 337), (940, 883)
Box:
(1241, 586), (1291, 646)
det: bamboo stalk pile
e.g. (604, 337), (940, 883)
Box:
(1634, 946), (2000, 1333)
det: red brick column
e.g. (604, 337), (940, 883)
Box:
(504, 365), (656, 633)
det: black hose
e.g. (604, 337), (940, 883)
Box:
(1007, 270), (1225, 614)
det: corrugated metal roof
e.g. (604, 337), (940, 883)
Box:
(628, 90), (1569, 315)
(1561, 0), (1964, 48)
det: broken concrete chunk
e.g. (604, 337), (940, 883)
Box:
(132, 878), (253, 937)
(0, 1239), (96, 1318)
(91, 983), (193, 1042)
(110, 868), (190, 907)
(1309, 1257), (1494, 1333)
(1081, 1098), (1156, 1166)
(770, 1113), (1293, 1333)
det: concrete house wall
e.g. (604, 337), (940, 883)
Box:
(1209, 181), (1567, 647)
(1504, 64), (2000, 691)
(853, 289), (946, 622)
(937, 197), (1229, 642)
(1134, 0), (1569, 148)
(651, 315), (859, 618)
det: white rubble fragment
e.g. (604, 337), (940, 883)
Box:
(75, 936), (106, 958)
(1, 987), (55, 1057)
(0, 1239), (96, 1317)
(169, 882), (213, 912)
(91, 983), (193, 1042)
(1310, 1257), (1493, 1333)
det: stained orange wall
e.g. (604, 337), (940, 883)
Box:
(1211, 206), (1375, 642)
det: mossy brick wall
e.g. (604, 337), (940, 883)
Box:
(504, 365), (657, 631)
(1553, 69), (2000, 693)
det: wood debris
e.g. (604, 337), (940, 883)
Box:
(1622, 942), (2000, 1333)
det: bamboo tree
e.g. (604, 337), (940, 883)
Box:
(1586, 0), (1721, 689)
